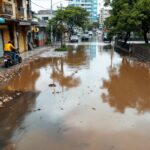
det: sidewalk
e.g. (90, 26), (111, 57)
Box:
(0, 45), (54, 73)
(20, 46), (52, 60)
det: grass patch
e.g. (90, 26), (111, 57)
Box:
(55, 44), (67, 51)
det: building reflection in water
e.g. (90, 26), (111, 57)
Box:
(50, 57), (81, 91)
(0, 58), (54, 149)
(49, 44), (98, 91)
(1, 58), (54, 92)
(86, 45), (96, 60)
(65, 45), (88, 68)
(101, 57), (150, 113)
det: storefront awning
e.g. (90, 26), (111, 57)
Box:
(0, 18), (5, 24)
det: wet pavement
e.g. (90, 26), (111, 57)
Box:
(0, 46), (54, 73)
(1, 36), (150, 150)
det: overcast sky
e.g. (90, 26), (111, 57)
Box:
(31, 0), (104, 12)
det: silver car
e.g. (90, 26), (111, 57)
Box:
(70, 35), (79, 42)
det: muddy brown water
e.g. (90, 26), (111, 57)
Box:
(1, 39), (150, 150)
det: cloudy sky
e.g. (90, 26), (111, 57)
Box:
(31, 0), (104, 12)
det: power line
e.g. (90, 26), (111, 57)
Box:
(31, 1), (48, 9)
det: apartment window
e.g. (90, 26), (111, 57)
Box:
(42, 17), (49, 21)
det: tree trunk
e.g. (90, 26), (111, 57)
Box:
(61, 32), (63, 47)
(69, 26), (73, 40)
(143, 31), (149, 44)
(124, 32), (130, 44)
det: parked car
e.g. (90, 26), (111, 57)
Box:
(102, 32), (111, 42)
(81, 33), (89, 41)
(77, 32), (81, 37)
(88, 31), (93, 36)
(70, 35), (79, 42)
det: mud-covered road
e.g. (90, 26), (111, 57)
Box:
(1, 37), (150, 150)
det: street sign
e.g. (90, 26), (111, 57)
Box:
(0, 18), (5, 24)
(19, 21), (31, 26)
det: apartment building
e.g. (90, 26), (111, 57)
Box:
(68, 0), (98, 22)
(35, 10), (55, 22)
(0, 0), (32, 57)
(99, 6), (111, 26)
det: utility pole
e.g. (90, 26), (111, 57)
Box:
(50, 0), (53, 44)
(60, 3), (63, 47)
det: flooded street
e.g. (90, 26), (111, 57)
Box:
(1, 37), (150, 150)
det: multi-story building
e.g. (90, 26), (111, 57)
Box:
(35, 10), (55, 22)
(68, 0), (98, 22)
(99, 6), (111, 26)
(0, 0), (32, 57)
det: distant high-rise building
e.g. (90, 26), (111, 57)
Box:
(68, 0), (98, 22)
(99, 6), (112, 26)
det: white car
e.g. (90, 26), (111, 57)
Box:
(88, 31), (93, 36)
(70, 35), (79, 42)
(77, 33), (81, 37)
(81, 33), (89, 41)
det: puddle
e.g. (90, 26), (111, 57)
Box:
(1, 38), (150, 150)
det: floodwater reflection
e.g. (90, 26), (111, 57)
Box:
(1, 58), (54, 92)
(1, 40), (150, 150)
(0, 92), (39, 149)
(65, 45), (88, 67)
(50, 57), (81, 89)
(102, 57), (150, 113)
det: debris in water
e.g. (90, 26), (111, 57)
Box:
(3, 96), (13, 103)
(56, 91), (61, 94)
(33, 108), (41, 112)
(49, 83), (56, 87)
(19, 126), (26, 130)
(16, 93), (21, 96)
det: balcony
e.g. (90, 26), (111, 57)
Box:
(16, 7), (25, 20)
(0, 2), (15, 19)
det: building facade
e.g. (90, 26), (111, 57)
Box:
(99, 6), (111, 26)
(0, 0), (32, 57)
(68, 0), (98, 22)
(36, 10), (54, 22)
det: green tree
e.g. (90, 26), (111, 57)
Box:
(105, 0), (150, 43)
(47, 6), (89, 45)
(63, 6), (89, 37)
(47, 7), (67, 46)
(133, 0), (150, 43)
(105, 0), (139, 43)
(104, 0), (111, 6)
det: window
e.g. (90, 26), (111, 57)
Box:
(42, 17), (49, 21)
